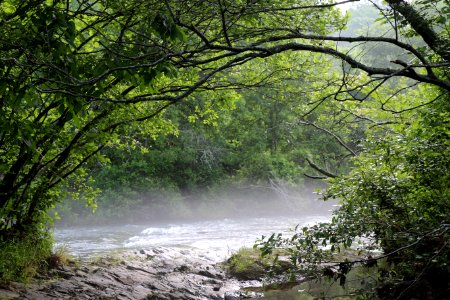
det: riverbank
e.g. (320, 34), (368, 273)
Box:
(0, 247), (263, 300)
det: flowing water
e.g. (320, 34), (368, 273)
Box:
(54, 214), (333, 299)
(54, 214), (331, 260)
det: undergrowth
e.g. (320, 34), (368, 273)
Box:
(0, 231), (53, 283)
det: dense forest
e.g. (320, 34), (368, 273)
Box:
(0, 0), (449, 298)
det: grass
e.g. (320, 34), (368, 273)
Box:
(0, 231), (53, 283)
(47, 245), (73, 269)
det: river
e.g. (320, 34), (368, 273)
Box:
(51, 214), (334, 299)
(54, 214), (331, 260)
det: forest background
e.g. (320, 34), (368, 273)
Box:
(56, 1), (383, 225)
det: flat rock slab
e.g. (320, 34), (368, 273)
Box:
(0, 247), (262, 300)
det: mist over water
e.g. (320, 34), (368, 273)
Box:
(54, 194), (335, 260)
(55, 215), (332, 260)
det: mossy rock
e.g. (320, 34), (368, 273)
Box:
(225, 248), (291, 280)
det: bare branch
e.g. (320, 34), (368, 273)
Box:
(305, 158), (338, 178)
(298, 120), (358, 157)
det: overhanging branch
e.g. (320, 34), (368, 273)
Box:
(305, 158), (338, 178)
(298, 120), (358, 157)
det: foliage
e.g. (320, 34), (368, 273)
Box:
(1, 0), (450, 296)
(58, 77), (350, 224)
(0, 231), (53, 282)
(0, 0), (349, 236)
(0, 0), (185, 236)
(257, 90), (450, 299)
(55, 46), (354, 224)
(255, 1), (450, 298)
(327, 98), (450, 298)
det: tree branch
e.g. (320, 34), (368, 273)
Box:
(298, 120), (357, 157)
(386, 0), (450, 63)
(305, 158), (338, 178)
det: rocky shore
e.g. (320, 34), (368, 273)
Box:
(0, 247), (263, 300)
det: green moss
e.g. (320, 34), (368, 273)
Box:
(226, 247), (291, 280)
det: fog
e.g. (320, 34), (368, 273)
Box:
(54, 181), (337, 259)
(56, 180), (337, 226)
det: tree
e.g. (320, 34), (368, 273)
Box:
(251, 0), (450, 298)
(0, 0), (183, 235)
(0, 0), (347, 236)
